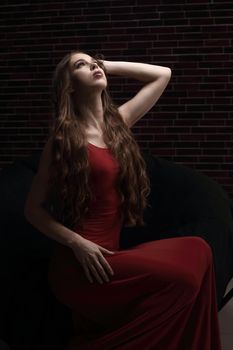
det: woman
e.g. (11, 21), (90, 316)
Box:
(24, 50), (222, 349)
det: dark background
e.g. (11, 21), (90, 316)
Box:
(0, 0), (233, 198)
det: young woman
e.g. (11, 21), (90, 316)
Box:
(24, 50), (222, 349)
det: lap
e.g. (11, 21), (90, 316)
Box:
(109, 236), (212, 285)
(48, 236), (212, 308)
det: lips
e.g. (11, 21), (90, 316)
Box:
(93, 70), (103, 78)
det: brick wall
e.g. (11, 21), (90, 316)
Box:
(1, 0), (233, 198)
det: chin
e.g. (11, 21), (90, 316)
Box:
(94, 81), (107, 90)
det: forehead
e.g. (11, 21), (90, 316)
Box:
(70, 53), (94, 66)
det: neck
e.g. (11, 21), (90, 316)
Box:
(73, 91), (104, 129)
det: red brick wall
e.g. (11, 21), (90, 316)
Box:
(1, 0), (233, 197)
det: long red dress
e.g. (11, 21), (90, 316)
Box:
(48, 142), (222, 350)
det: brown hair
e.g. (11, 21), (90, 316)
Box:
(44, 50), (151, 230)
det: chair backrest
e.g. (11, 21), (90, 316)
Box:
(0, 153), (53, 260)
(120, 151), (233, 245)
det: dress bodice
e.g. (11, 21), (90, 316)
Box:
(73, 143), (123, 251)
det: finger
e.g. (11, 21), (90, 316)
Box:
(100, 247), (115, 256)
(94, 259), (110, 283)
(83, 265), (93, 284)
(88, 263), (104, 284)
(98, 254), (114, 276)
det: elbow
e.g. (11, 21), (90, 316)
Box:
(156, 67), (172, 83)
(165, 67), (172, 79)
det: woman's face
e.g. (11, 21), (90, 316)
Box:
(69, 53), (107, 91)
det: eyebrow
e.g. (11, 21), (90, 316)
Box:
(73, 58), (97, 67)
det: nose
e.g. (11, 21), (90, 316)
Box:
(90, 62), (98, 70)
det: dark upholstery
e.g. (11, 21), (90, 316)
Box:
(0, 150), (233, 350)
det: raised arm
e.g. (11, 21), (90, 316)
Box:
(102, 60), (171, 128)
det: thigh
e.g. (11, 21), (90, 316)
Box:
(110, 236), (212, 284)
(48, 236), (212, 312)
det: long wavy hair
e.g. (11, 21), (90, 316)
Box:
(44, 50), (151, 230)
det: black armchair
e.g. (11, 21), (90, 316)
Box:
(0, 150), (233, 350)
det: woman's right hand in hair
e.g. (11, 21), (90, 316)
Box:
(70, 236), (115, 284)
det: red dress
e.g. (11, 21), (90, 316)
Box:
(48, 142), (222, 350)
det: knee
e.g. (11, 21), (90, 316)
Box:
(177, 237), (213, 301)
(189, 236), (213, 267)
